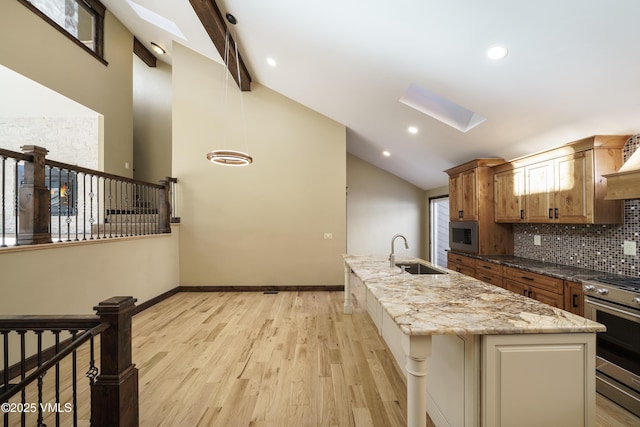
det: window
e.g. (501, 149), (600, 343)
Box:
(18, 0), (106, 64)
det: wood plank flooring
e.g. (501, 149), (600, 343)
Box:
(6, 286), (640, 426)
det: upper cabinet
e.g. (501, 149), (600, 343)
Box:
(493, 135), (629, 224)
(445, 159), (514, 255)
(449, 168), (478, 220)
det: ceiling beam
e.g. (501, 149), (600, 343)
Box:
(133, 37), (157, 67)
(189, 0), (252, 91)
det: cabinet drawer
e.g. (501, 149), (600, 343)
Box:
(448, 262), (475, 277)
(475, 260), (503, 275)
(447, 253), (476, 269)
(503, 266), (563, 294)
(476, 271), (503, 288)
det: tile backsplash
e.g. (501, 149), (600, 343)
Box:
(514, 135), (640, 277)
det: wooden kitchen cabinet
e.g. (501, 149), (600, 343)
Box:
(503, 266), (564, 308)
(564, 280), (585, 316)
(445, 159), (514, 255)
(492, 135), (628, 224)
(449, 168), (478, 221)
(475, 259), (504, 288)
(447, 252), (476, 276)
(494, 167), (525, 223)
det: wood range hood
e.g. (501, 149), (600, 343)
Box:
(604, 144), (640, 200)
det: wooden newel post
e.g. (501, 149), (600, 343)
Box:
(92, 296), (139, 427)
(18, 145), (52, 245)
(157, 178), (171, 234)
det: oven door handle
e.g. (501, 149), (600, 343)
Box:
(585, 297), (640, 324)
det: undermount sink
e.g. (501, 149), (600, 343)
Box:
(396, 262), (446, 275)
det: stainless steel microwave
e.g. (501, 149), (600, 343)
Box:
(449, 221), (479, 254)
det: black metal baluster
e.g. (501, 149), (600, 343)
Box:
(95, 175), (100, 240)
(88, 175), (94, 240)
(3, 331), (8, 426)
(81, 174), (86, 240)
(19, 330), (26, 426)
(119, 180), (124, 237)
(71, 330), (78, 427)
(86, 336), (99, 427)
(14, 159), (19, 246)
(66, 169), (72, 242)
(54, 330), (60, 427)
(36, 331), (44, 427)
(57, 168), (62, 242)
(145, 186), (150, 235)
(134, 184), (138, 237)
(1, 155), (6, 247)
(106, 178), (111, 238)
(47, 166), (52, 239)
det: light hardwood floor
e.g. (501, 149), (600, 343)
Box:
(7, 288), (639, 426)
(131, 290), (640, 427)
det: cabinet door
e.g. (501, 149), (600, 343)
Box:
(449, 173), (463, 220)
(460, 169), (478, 220)
(525, 160), (555, 222)
(494, 168), (525, 222)
(564, 281), (584, 316)
(555, 151), (593, 223)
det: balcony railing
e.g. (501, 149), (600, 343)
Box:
(0, 145), (178, 247)
(1, 296), (139, 427)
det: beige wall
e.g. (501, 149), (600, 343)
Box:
(173, 44), (346, 286)
(0, 2), (133, 177)
(0, 226), (179, 316)
(347, 154), (425, 258)
(133, 57), (172, 183)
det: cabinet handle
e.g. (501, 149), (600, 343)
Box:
(483, 276), (492, 281)
(520, 276), (534, 281)
(572, 294), (578, 308)
(548, 208), (553, 219)
(520, 209), (524, 220)
(482, 265), (492, 269)
(523, 289), (527, 296)
(458, 210), (463, 218)
(528, 291), (532, 298)
(554, 208), (558, 219)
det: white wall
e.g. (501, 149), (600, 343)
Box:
(173, 44), (346, 286)
(347, 154), (425, 258)
(0, 225), (180, 315)
(0, 2), (134, 177)
(133, 57), (172, 183)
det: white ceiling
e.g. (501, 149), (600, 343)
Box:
(86, 1), (640, 188)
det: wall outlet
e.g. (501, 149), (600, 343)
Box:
(623, 240), (637, 256)
(323, 233), (333, 240)
(534, 235), (541, 246)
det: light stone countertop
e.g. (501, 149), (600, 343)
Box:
(343, 254), (606, 336)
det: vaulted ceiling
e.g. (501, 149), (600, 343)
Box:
(103, 0), (640, 190)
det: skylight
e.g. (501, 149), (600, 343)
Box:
(399, 84), (486, 133)
(126, 0), (186, 40)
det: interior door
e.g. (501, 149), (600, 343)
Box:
(430, 197), (450, 269)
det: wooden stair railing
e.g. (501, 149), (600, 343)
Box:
(0, 296), (139, 427)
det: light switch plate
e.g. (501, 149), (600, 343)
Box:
(323, 233), (333, 240)
(534, 235), (541, 246)
(623, 240), (637, 256)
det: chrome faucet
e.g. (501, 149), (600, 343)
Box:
(389, 234), (409, 267)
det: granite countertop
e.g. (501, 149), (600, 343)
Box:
(343, 255), (605, 336)
(450, 251), (630, 283)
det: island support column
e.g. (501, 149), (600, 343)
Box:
(343, 261), (353, 314)
(403, 335), (432, 427)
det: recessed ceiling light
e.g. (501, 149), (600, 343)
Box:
(266, 57), (277, 67)
(487, 45), (508, 60)
(408, 126), (418, 134)
(383, 151), (391, 157)
(150, 42), (166, 55)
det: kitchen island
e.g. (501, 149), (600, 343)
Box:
(343, 255), (605, 427)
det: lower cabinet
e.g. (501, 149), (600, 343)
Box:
(503, 266), (564, 308)
(447, 253), (476, 276)
(483, 333), (597, 427)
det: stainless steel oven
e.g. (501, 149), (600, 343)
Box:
(583, 278), (640, 417)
